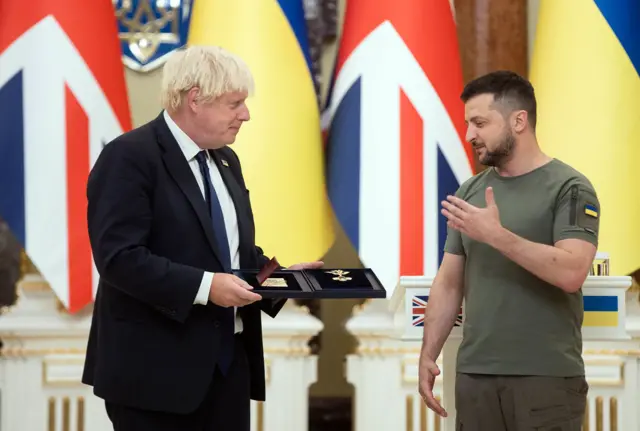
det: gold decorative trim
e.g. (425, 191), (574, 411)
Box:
(1, 334), (91, 340)
(263, 346), (310, 355)
(2, 347), (86, 357)
(406, 395), (441, 431)
(435, 396), (442, 431)
(420, 401), (427, 431)
(584, 349), (640, 357)
(48, 397), (55, 431)
(266, 334), (318, 342)
(3, 345), (312, 358)
(264, 359), (270, 384)
(595, 396), (603, 431)
(610, 397), (618, 431)
(584, 400), (590, 431)
(405, 395), (413, 431)
(19, 279), (51, 293)
(584, 358), (624, 365)
(62, 397), (70, 431)
(1, 332), (312, 342)
(584, 359), (625, 387)
(256, 401), (264, 431)
(357, 347), (640, 357)
(401, 358), (417, 384)
(42, 357), (86, 386)
(78, 397), (85, 431)
(357, 346), (421, 355)
(45, 396), (86, 431)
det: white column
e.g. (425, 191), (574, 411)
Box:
(259, 300), (323, 431)
(345, 298), (407, 431)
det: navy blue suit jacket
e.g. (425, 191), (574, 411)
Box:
(82, 113), (284, 414)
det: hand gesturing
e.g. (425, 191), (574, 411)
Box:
(441, 187), (501, 244)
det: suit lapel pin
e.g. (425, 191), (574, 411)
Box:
(221, 159), (229, 167)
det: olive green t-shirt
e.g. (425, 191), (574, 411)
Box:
(445, 158), (600, 377)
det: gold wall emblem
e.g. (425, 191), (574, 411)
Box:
(113, 0), (193, 72)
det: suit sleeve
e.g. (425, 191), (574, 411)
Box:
(87, 140), (202, 323)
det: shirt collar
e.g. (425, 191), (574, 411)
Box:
(163, 110), (208, 162)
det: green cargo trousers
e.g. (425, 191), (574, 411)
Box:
(455, 373), (588, 431)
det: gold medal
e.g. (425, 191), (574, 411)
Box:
(261, 277), (288, 288)
(326, 270), (352, 282)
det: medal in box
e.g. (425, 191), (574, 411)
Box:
(233, 263), (386, 300)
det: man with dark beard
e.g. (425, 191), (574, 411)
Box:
(418, 71), (599, 431)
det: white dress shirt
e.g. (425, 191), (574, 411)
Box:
(163, 110), (243, 333)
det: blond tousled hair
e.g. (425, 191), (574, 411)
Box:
(160, 45), (255, 112)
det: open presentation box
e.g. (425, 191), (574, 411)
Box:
(233, 268), (387, 299)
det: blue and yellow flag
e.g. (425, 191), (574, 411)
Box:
(188, 1), (334, 264)
(583, 295), (619, 327)
(529, 0), (640, 275)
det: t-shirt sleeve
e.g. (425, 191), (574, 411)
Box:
(553, 178), (600, 246)
(443, 185), (466, 256)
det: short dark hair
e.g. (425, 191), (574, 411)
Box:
(460, 70), (537, 129)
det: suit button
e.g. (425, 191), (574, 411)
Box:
(214, 321), (220, 328)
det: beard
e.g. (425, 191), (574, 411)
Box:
(477, 129), (516, 167)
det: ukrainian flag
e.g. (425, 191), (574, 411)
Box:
(529, 0), (640, 276)
(583, 295), (619, 327)
(187, 1), (334, 264)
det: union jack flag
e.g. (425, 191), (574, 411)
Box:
(412, 295), (428, 327)
(0, 0), (131, 313)
(323, 0), (475, 295)
(411, 295), (463, 327)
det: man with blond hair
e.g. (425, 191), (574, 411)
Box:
(82, 45), (321, 431)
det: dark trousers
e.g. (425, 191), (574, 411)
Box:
(455, 373), (588, 431)
(105, 334), (250, 431)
